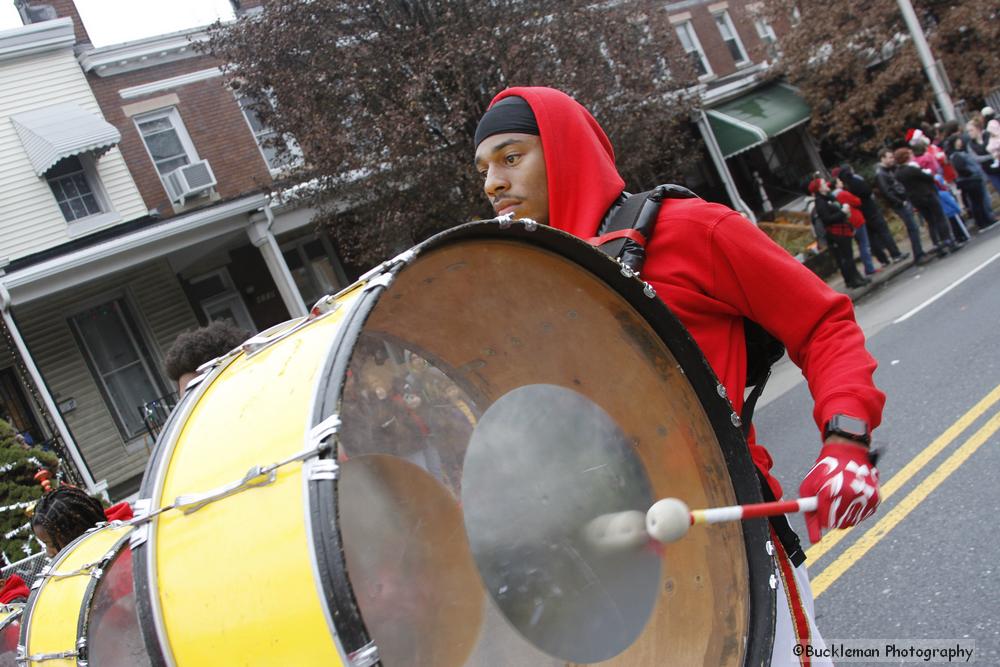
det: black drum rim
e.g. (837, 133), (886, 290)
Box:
(308, 218), (775, 666)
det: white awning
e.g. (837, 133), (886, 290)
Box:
(11, 103), (121, 176)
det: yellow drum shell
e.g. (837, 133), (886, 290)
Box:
(20, 523), (132, 666)
(145, 290), (363, 665)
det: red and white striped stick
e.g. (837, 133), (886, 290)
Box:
(690, 496), (818, 525)
(645, 496), (818, 544)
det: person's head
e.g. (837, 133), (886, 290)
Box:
(983, 106), (996, 122)
(967, 118), (984, 136)
(947, 134), (964, 153)
(893, 147), (912, 165)
(474, 97), (548, 225)
(473, 88), (625, 238)
(165, 320), (248, 395)
(939, 120), (960, 139)
(879, 148), (896, 168)
(31, 487), (106, 558)
(808, 178), (830, 196)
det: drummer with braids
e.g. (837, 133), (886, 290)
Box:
(31, 486), (132, 558)
(473, 88), (885, 665)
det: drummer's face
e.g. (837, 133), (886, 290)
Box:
(475, 133), (549, 226)
(33, 525), (58, 558)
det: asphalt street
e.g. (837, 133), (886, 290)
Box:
(753, 225), (1000, 664)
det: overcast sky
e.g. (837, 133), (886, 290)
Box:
(0, 0), (235, 46)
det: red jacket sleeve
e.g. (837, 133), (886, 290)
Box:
(710, 212), (886, 434)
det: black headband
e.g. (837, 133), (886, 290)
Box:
(474, 96), (539, 147)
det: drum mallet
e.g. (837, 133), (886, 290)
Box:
(582, 496), (817, 552)
(645, 496), (818, 544)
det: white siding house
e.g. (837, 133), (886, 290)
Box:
(0, 19), (146, 264)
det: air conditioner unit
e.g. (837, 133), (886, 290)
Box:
(163, 160), (217, 205)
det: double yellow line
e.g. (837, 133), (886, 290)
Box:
(808, 383), (1000, 598)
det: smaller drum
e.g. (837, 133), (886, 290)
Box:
(18, 523), (149, 666)
(1, 603), (23, 667)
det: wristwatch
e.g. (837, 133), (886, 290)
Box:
(823, 414), (871, 446)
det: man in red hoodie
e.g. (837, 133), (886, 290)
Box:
(474, 88), (885, 664)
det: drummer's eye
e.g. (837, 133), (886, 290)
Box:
(504, 153), (521, 165)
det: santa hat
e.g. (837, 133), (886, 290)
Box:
(808, 178), (825, 194)
(830, 167), (841, 180)
(906, 128), (927, 146)
(983, 106), (995, 119)
(103, 502), (134, 523)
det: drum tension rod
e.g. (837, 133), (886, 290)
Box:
(172, 442), (333, 515)
(16, 647), (78, 663)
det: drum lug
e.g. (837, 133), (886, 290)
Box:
(730, 412), (742, 428)
(769, 574), (778, 590)
(521, 217), (539, 231)
(348, 641), (379, 667)
(306, 459), (340, 481)
(174, 466), (278, 514)
(766, 540), (775, 556)
(362, 272), (395, 293)
(357, 249), (417, 283)
(309, 414), (342, 449)
(496, 212), (515, 228)
(619, 262), (636, 279)
(642, 281), (656, 299)
(716, 384), (728, 399)
(129, 498), (152, 549)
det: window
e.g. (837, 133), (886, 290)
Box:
(70, 299), (165, 439)
(237, 95), (303, 173)
(755, 18), (777, 45)
(281, 237), (342, 306)
(715, 11), (749, 65)
(755, 18), (780, 58)
(46, 155), (104, 222)
(134, 108), (197, 175)
(674, 21), (712, 78)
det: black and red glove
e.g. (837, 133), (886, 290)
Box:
(799, 442), (880, 544)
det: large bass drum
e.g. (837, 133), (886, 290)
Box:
(17, 522), (148, 666)
(134, 220), (775, 666)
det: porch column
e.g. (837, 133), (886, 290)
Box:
(0, 280), (103, 495)
(695, 110), (757, 223)
(247, 205), (309, 319)
(800, 126), (826, 175)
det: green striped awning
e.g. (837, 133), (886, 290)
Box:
(707, 83), (812, 159)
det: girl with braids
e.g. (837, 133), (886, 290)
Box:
(30, 487), (121, 558)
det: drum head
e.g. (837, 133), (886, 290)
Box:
(325, 224), (773, 666)
(0, 606), (21, 667)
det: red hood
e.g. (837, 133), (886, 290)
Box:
(0, 574), (29, 604)
(489, 87), (625, 238)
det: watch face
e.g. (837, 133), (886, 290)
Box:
(835, 415), (868, 437)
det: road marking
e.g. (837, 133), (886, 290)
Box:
(811, 409), (1000, 598)
(805, 382), (1000, 564)
(892, 251), (1000, 323)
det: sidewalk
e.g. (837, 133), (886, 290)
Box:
(824, 217), (1000, 299)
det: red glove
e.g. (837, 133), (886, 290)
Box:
(799, 442), (880, 544)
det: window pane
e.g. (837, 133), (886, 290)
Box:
(675, 24), (693, 52)
(144, 130), (185, 162)
(60, 175), (82, 200)
(727, 40), (743, 62)
(74, 305), (141, 371)
(68, 197), (89, 220)
(310, 257), (339, 294)
(689, 52), (707, 76)
(104, 364), (159, 436)
(155, 156), (189, 175)
(58, 200), (75, 220)
(137, 117), (174, 134)
(81, 193), (101, 216)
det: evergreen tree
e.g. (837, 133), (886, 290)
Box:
(0, 419), (59, 563)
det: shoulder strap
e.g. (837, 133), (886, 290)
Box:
(591, 184), (697, 273)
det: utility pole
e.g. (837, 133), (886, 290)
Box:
(896, 0), (955, 122)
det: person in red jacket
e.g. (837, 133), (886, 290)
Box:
(474, 87), (885, 665)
